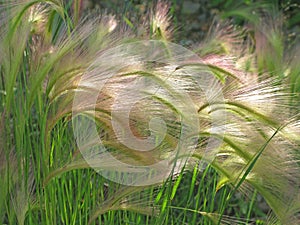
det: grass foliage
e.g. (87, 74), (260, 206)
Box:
(0, 0), (299, 224)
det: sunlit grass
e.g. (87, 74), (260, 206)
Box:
(0, 0), (299, 224)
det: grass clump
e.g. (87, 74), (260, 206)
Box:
(0, 0), (299, 224)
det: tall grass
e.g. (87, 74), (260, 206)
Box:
(0, 0), (299, 224)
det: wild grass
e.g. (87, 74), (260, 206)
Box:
(0, 0), (299, 224)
